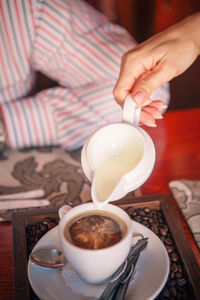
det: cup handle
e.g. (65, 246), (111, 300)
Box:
(58, 205), (72, 219)
(122, 94), (141, 126)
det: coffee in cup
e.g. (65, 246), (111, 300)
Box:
(58, 203), (133, 284)
(64, 209), (127, 250)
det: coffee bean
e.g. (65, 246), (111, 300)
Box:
(171, 252), (179, 262)
(165, 238), (173, 246)
(177, 278), (187, 287)
(153, 214), (158, 221)
(126, 207), (135, 215)
(144, 207), (150, 214)
(35, 229), (41, 235)
(148, 211), (153, 218)
(168, 279), (176, 287)
(170, 271), (175, 279)
(175, 272), (183, 279)
(142, 220), (148, 226)
(163, 287), (171, 298)
(170, 286), (177, 297)
(178, 264), (183, 273)
(134, 215), (142, 223)
(171, 263), (179, 273)
(166, 245), (174, 254)
(151, 224), (159, 234)
(160, 236), (166, 243)
(42, 218), (51, 225)
(138, 209), (146, 217)
(176, 285), (186, 293)
(160, 225), (168, 236)
(40, 224), (47, 232)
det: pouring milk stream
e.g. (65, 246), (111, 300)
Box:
(81, 94), (155, 208)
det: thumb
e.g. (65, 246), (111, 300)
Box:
(131, 64), (171, 105)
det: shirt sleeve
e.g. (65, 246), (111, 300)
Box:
(1, 0), (170, 150)
(30, 0), (138, 88)
(30, 0), (169, 104)
(1, 80), (123, 150)
(30, 0), (169, 102)
(1, 90), (57, 148)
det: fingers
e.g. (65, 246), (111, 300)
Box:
(140, 111), (157, 127)
(130, 62), (174, 106)
(139, 100), (167, 127)
(113, 50), (151, 106)
(141, 99), (168, 110)
(114, 56), (168, 107)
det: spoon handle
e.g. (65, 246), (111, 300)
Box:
(112, 252), (140, 300)
(99, 238), (148, 300)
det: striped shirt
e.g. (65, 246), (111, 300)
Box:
(0, 0), (170, 150)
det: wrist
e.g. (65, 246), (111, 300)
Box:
(190, 12), (200, 55)
(180, 13), (200, 56)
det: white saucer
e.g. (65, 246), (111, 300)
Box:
(28, 221), (169, 300)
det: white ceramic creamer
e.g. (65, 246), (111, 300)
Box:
(81, 94), (155, 208)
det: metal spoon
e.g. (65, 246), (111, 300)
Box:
(29, 248), (67, 269)
(29, 234), (144, 270)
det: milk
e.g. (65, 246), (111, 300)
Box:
(94, 139), (144, 203)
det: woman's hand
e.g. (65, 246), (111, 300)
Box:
(114, 13), (200, 127)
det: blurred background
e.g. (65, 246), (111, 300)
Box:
(34, 0), (200, 111)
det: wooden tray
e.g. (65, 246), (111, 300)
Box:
(12, 194), (200, 300)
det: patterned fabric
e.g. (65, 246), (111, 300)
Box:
(0, 147), (139, 221)
(0, 0), (170, 150)
(0, 147), (90, 220)
(169, 180), (200, 250)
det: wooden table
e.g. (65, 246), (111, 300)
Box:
(0, 107), (200, 300)
(141, 107), (200, 271)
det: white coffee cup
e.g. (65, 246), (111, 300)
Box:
(81, 94), (155, 207)
(58, 203), (133, 284)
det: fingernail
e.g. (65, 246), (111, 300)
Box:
(134, 91), (147, 105)
(162, 104), (168, 108)
(154, 114), (163, 119)
(144, 122), (157, 127)
(158, 103), (168, 110)
(142, 99), (151, 106)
